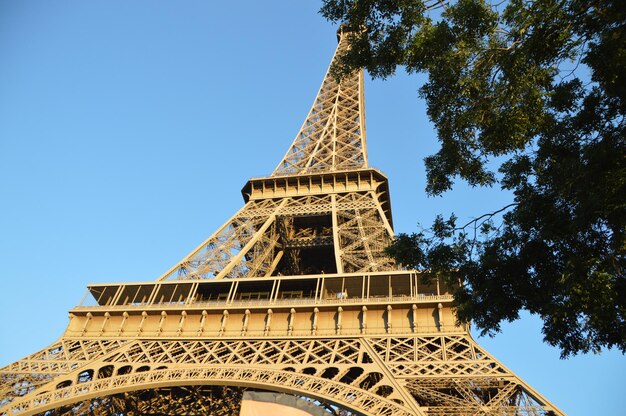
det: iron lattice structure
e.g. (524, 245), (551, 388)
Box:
(0, 28), (565, 416)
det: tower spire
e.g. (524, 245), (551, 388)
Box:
(273, 28), (368, 176)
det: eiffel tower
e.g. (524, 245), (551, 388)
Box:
(0, 27), (565, 416)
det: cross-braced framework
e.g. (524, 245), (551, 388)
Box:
(273, 29), (367, 176)
(0, 27), (565, 416)
(156, 189), (395, 281)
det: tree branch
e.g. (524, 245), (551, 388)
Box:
(456, 202), (518, 231)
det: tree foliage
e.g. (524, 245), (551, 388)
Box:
(321, 0), (625, 356)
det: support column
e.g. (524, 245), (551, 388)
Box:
(331, 194), (344, 274)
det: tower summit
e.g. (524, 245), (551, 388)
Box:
(0, 29), (564, 416)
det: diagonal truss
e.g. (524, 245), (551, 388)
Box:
(158, 190), (395, 281)
(1, 335), (561, 416)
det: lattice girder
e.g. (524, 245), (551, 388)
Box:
(0, 340), (131, 410)
(1, 333), (562, 416)
(1, 339), (418, 416)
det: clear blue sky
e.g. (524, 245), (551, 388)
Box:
(0, 2), (623, 415)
